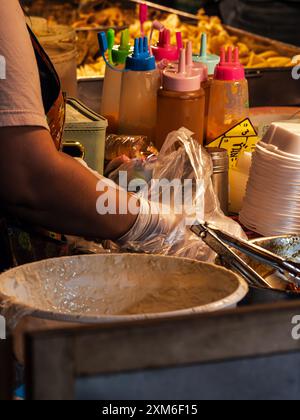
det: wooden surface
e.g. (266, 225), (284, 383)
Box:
(25, 299), (300, 400)
(0, 336), (14, 401)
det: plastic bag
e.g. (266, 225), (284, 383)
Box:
(105, 135), (157, 161)
(111, 128), (245, 261)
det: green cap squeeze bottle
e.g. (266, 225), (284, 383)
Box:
(99, 29), (133, 133)
(112, 29), (132, 65)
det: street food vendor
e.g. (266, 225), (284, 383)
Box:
(0, 0), (200, 268)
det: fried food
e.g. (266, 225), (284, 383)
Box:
(73, 7), (131, 29)
(77, 57), (106, 78)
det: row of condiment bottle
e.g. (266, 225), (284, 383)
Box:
(99, 27), (249, 150)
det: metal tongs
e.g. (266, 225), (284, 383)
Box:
(191, 223), (300, 293)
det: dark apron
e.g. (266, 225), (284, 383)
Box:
(0, 28), (74, 271)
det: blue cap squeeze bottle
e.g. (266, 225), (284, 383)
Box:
(118, 37), (160, 143)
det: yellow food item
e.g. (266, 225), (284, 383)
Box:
(77, 57), (106, 78)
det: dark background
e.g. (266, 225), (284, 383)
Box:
(151, 0), (300, 45)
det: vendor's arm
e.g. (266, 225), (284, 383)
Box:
(0, 0), (137, 240)
(0, 126), (138, 239)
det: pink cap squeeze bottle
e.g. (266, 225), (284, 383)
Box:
(185, 41), (208, 80)
(156, 48), (205, 149)
(214, 46), (246, 81)
(207, 46), (249, 144)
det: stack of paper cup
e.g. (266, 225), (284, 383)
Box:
(240, 121), (300, 236)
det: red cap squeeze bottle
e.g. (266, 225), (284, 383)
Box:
(214, 46), (246, 81)
(151, 28), (183, 62)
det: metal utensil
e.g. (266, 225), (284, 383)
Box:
(191, 223), (300, 293)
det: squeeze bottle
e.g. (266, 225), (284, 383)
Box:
(156, 48), (205, 150)
(193, 34), (220, 142)
(119, 37), (160, 142)
(207, 47), (249, 143)
(100, 29), (131, 134)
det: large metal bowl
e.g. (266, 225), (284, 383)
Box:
(0, 254), (248, 326)
(0, 253), (248, 362)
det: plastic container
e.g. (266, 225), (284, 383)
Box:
(100, 29), (131, 134)
(156, 47), (205, 149)
(207, 47), (249, 143)
(229, 151), (252, 214)
(100, 67), (122, 134)
(119, 37), (160, 142)
(263, 121), (300, 156)
(28, 17), (78, 97)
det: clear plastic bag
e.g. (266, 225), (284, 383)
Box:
(112, 128), (246, 261)
(105, 135), (157, 161)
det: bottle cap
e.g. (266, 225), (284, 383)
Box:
(112, 29), (132, 65)
(126, 37), (156, 71)
(106, 28), (115, 64)
(162, 48), (201, 92)
(186, 41), (208, 82)
(214, 46), (245, 81)
(193, 33), (220, 75)
(151, 29), (181, 62)
(139, 3), (148, 24)
(139, 3), (148, 37)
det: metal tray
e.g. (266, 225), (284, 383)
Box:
(76, 1), (300, 107)
(226, 26), (300, 107)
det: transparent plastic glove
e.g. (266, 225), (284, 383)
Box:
(108, 156), (157, 186)
(117, 198), (214, 262)
(104, 155), (131, 177)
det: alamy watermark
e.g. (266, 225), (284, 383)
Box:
(96, 171), (203, 225)
(0, 55), (6, 80)
(292, 55), (300, 80)
(0, 315), (6, 340)
(291, 316), (300, 340)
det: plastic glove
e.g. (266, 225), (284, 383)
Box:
(107, 155), (157, 186)
(117, 197), (214, 262)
